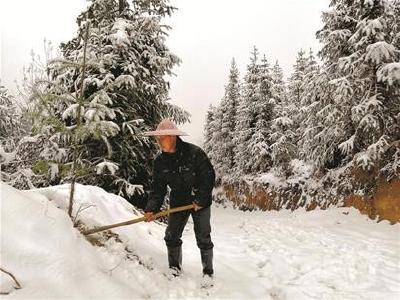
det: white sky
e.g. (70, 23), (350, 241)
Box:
(1, 0), (329, 146)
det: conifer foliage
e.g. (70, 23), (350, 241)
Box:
(3, 0), (189, 204)
(204, 0), (400, 186)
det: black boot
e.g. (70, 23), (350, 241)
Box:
(200, 248), (213, 276)
(167, 246), (182, 276)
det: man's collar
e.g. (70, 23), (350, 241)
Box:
(176, 136), (184, 152)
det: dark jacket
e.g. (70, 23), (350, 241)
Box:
(145, 137), (215, 213)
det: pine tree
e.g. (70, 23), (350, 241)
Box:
(209, 105), (224, 179)
(203, 104), (216, 158)
(287, 49), (308, 105)
(0, 84), (20, 146)
(270, 60), (286, 104)
(0, 84), (44, 189)
(270, 109), (296, 174)
(296, 48), (321, 161)
(218, 58), (240, 178)
(314, 0), (400, 174)
(248, 54), (274, 174)
(232, 90), (249, 176)
(28, 0), (189, 200)
(234, 47), (260, 175)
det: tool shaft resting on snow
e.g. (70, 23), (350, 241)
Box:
(82, 204), (195, 235)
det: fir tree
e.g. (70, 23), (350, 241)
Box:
(203, 104), (216, 158)
(234, 47), (260, 175)
(248, 54), (274, 174)
(0, 84), (21, 146)
(270, 60), (286, 104)
(314, 0), (400, 174)
(209, 105), (224, 180)
(287, 49), (308, 105)
(28, 0), (189, 201)
(218, 58), (240, 177)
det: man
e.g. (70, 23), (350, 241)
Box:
(143, 119), (216, 280)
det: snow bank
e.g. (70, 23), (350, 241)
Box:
(0, 182), (157, 298)
(1, 182), (399, 299)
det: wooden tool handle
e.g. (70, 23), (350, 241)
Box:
(83, 203), (195, 235)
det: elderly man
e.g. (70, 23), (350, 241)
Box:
(143, 119), (216, 281)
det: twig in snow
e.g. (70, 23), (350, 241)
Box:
(0, 267), (22, 293)
(73, 203), (96, 226)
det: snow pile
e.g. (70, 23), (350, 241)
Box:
(1, 182), (400, 299)
(0, 183), (161, 298)
(0, 183), (204, 299)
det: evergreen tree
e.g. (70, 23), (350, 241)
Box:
(218, 58), (240, 177)
(296, 48), (321, 161)
(0, 83), (45, 189)
(0, 84), (21, 146)
(234, 47), (260, 175)
(270, 110), (296, 174)
(270, 60), (286, 104)
(248, 54), (274, 174)
(203, 104), (216, 158)
(28, 0), (189, 200)
(314, 0), (400, 173)
(287, 49), (308, 105)
(209, 105), (224, 180)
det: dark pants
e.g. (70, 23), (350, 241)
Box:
(164, 206), (214, 275)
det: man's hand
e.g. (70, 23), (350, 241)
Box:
(193, 202), (203, 212)
(144, 212), (156, 222)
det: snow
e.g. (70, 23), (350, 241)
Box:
(253, 160), (314, 189)
(114, 74), (136, 89)
(273, 116), (293, 128)
(339, 134), (356, 156)
(365, 41), (395, 64)
(377, 62), (400, 86)
(0, 145), (16, 164)
(109, 19), (132, 48)
(1, 182), (400, 299)
(96, 161), (119, 175)
(61, 103), (79, 120)
(255, 172), (285, 187)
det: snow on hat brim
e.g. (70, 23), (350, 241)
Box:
(143, 129), (189, 136)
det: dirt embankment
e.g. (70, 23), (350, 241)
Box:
(215, 179), (400, 224)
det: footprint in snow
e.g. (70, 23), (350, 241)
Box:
(268, 287), (286, 300)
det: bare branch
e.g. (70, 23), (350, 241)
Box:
(0, 267), (22, 293)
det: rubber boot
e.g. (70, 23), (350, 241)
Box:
(167, 246), (182, 276)
(200, 248), (214, 276)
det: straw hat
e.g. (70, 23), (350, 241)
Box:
(143, 119), (189, 136)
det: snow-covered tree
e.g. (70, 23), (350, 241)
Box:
(314, 0), (400, 174)
(270, 60), (286, 104)
(216, 59), (241, 177)
(0, 84), (21, 146)
(287, 49), (308, 105)
(247, 54), (274, 174)
(206, 104), (224, 180)
(234, 47), (261, 175)
(295, 49), (322, 162)
(0, 83), (50, 189)
(203, 104), (216, 158)
(27, 0), (189, 200)
(270, 110), (296, 174)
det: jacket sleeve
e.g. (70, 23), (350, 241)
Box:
(145, 157), (167, 213)
(194, 149), (216, 208)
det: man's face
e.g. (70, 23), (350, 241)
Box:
(156, 135), (177, 152)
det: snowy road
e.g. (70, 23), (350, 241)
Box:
(2, 183), (400, 299)
(164, 204), (400, 299)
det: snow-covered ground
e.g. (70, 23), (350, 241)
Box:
(1, 182), (399, 299)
